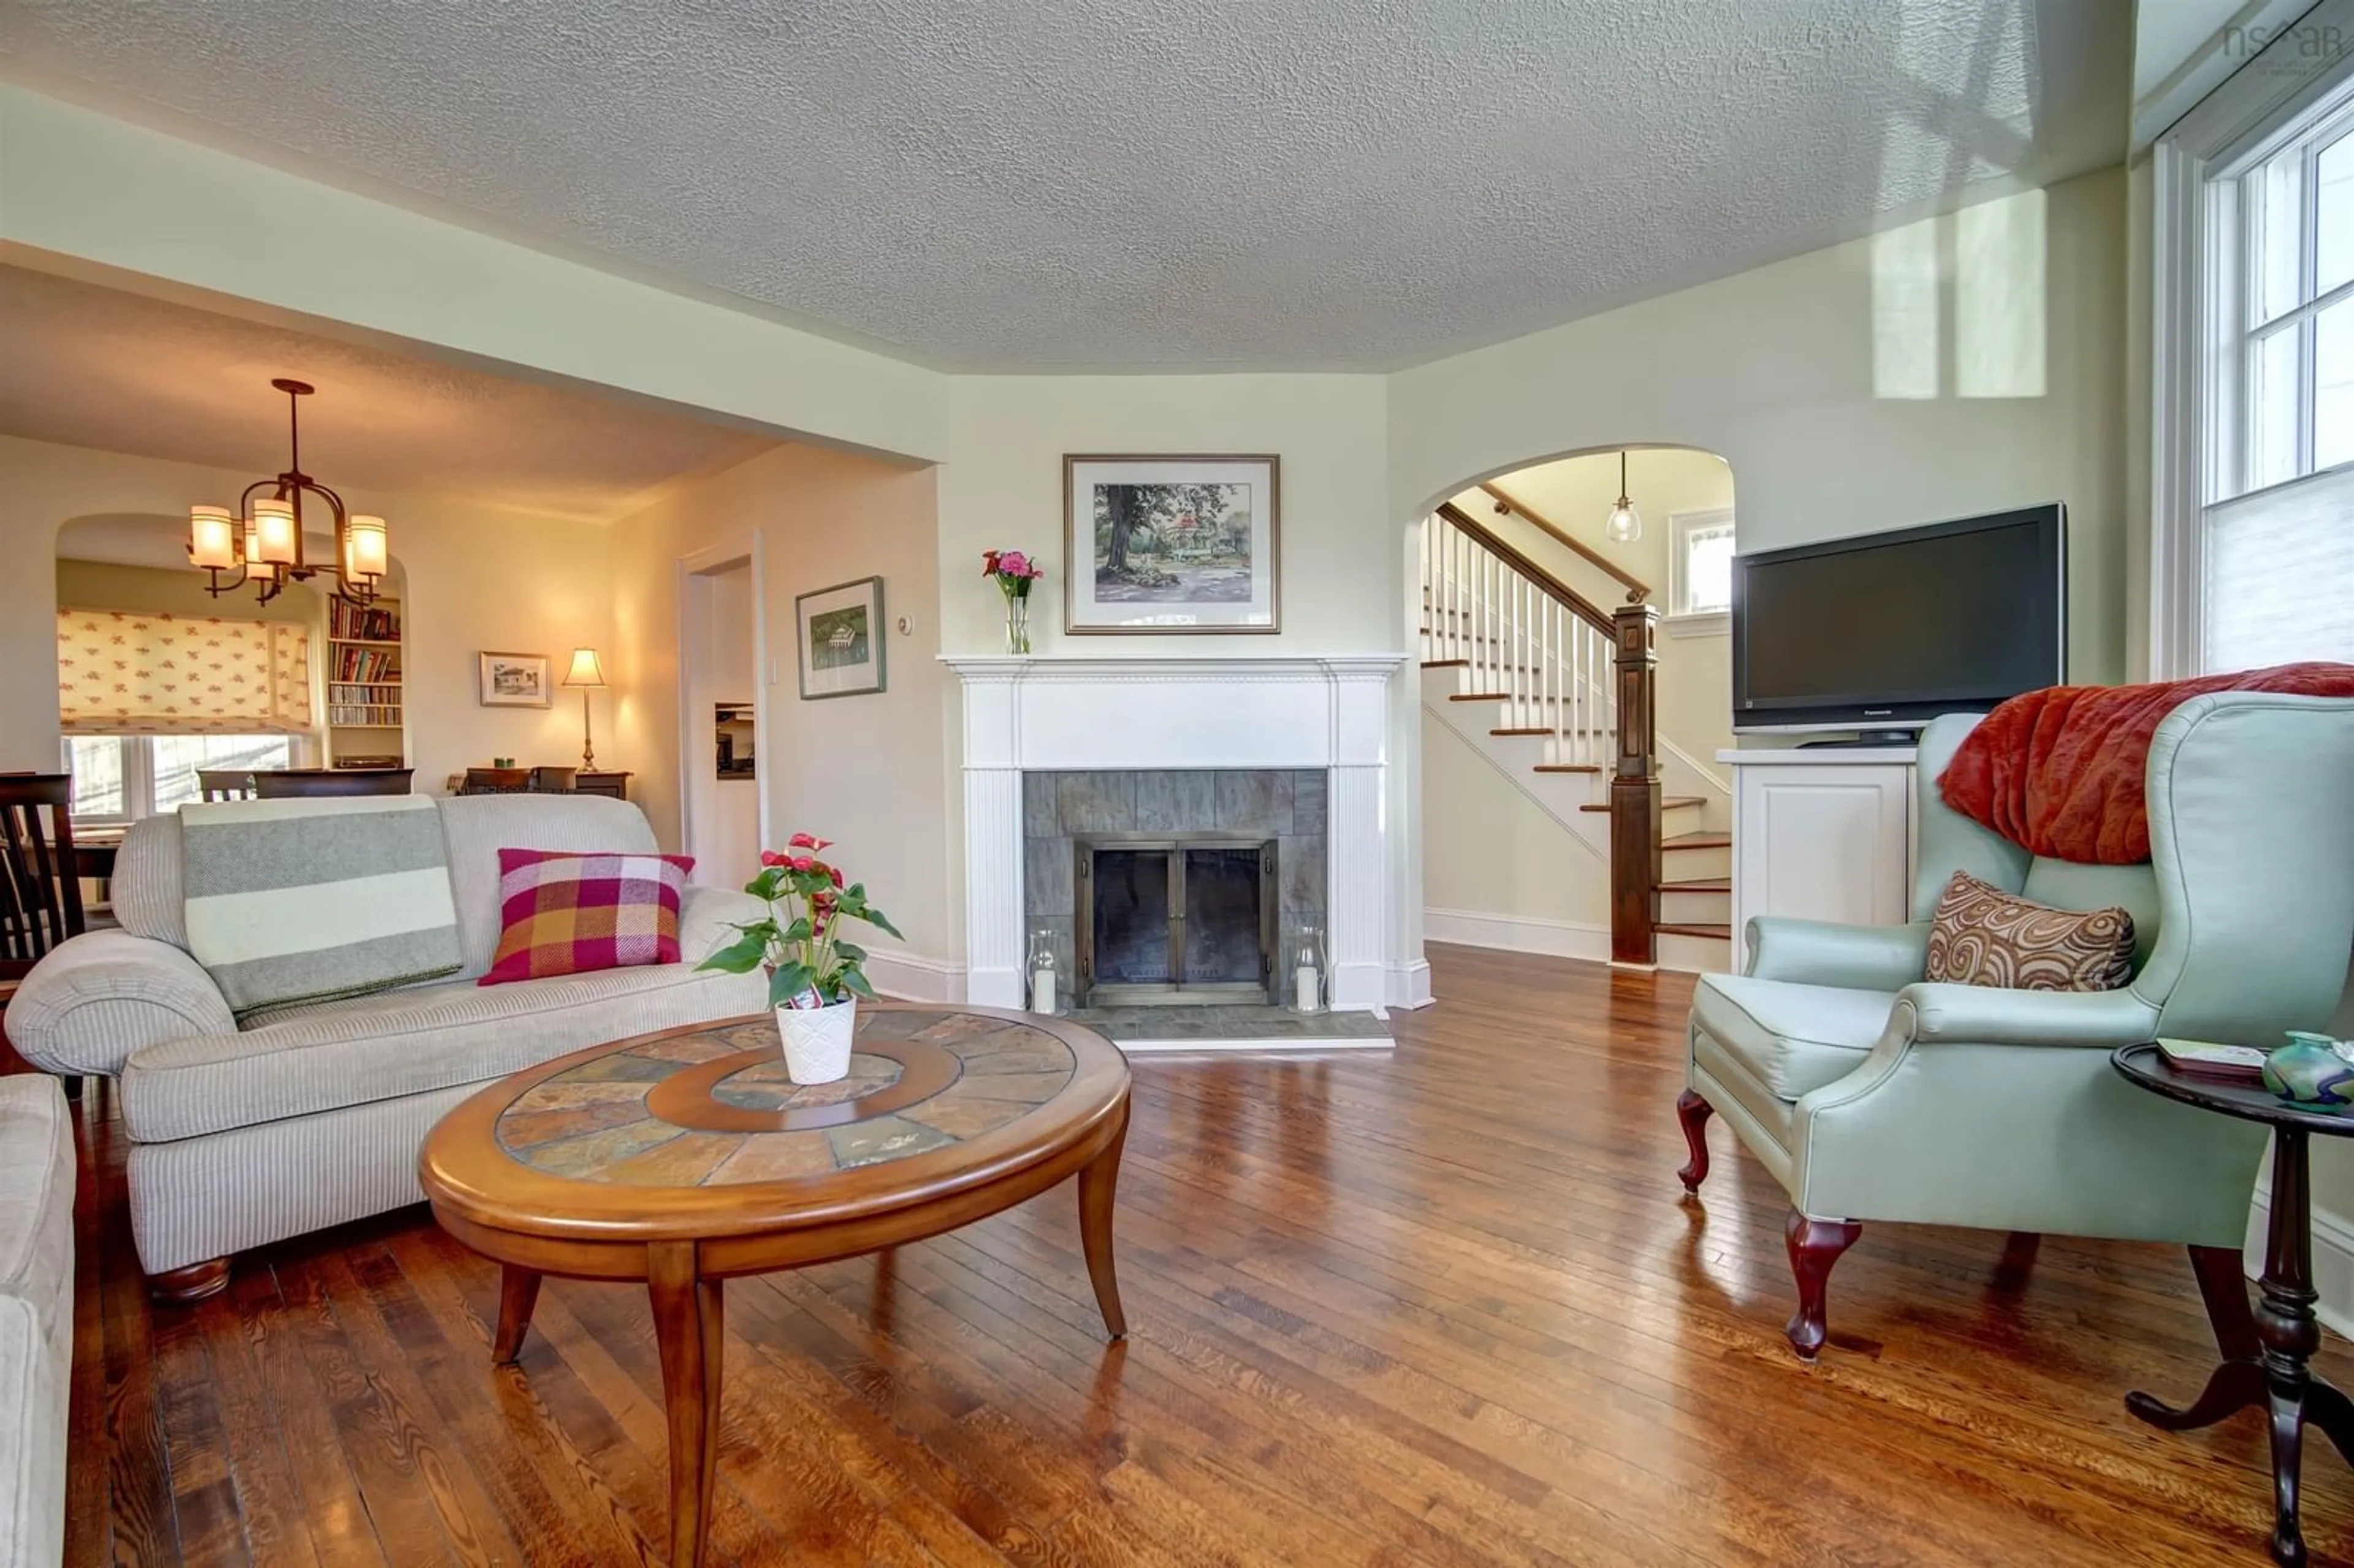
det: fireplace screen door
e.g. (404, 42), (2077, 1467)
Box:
(1076, 836), (1277, 1005)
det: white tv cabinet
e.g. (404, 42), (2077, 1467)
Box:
(1714, 748), (1918, 973)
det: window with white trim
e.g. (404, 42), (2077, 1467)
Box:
(64, 734), (298, 826)
(1667, 507), (1735, 629)
(2154, 17), (2354, 676)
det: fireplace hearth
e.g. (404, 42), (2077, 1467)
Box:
(1078, 835), (1277, 1006)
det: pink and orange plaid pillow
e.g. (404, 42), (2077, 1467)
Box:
(480, 848), (696, 986)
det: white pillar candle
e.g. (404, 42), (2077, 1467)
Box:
(1032, 967), (1056, 1016)
(1296, 964), (1319, 1012)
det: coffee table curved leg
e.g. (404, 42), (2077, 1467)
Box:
(649, 1241), (723, 1568)
(1078, 1097), (1130, 1342)
(492, 1265), (541, 1365)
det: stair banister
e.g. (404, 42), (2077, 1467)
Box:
(1424, 502), (1667, 964)
(1610, 602), (1663, 964)
(1478, 481), (1652, 604)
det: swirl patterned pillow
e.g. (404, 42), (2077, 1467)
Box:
(1924, 871), (2136, 992)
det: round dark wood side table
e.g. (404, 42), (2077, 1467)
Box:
(2113, 1042), (2354, 1567)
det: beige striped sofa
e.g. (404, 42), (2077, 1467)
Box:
(0, 1077), (71, 1568)
(6, 795), (765, 1301)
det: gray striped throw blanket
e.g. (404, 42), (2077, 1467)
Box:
(180, 795), (464, 1021)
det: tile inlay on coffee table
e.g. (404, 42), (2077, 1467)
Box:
(493, 1011), (1080, 1186)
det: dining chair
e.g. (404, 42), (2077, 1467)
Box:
(462, 767), (533, 795)
(197, 769), (256, 801)
(250, 769), (416, 799)
(0, 774), (86, 1002)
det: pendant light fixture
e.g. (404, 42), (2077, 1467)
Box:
(1603, 449), (1643, 543)
(188, 378), (388, 606)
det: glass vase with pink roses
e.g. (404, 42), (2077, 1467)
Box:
(983, 549), (1044, 654)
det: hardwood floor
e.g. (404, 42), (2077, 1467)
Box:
(53, 943), (2354, 1566)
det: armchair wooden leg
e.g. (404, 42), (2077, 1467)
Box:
(1785, 1211), (1861, 1361)
(1675, 1090), (1713, 1192)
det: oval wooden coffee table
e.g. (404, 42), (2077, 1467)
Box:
(419, 1003), (1131, 1568)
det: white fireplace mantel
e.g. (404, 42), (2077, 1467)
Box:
(943, 653), (1410, 1011)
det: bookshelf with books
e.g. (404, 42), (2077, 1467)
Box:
(327, 596), (406, 769)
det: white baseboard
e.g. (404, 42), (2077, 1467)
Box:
(866, 950), (968, 1005)
(1387, 959), (1434, 1010)
(1424, 908), (1726, 975)
(1117, 1035), (1395, 1055)
(2248, 1182), (2354, 1339)
(1424, 907), (1610, 962)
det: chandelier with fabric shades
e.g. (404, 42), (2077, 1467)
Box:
(186, 378), (389, 606)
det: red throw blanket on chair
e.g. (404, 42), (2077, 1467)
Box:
(1938, 662), (2354, 864)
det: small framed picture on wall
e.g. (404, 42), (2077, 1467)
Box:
(477, 651), (552, 707)
(796, 576), (887, 699)
(1064, 454), (1280, 633)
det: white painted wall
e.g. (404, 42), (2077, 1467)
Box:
(0, 83), (947, 464)
(932, 371), (1424, 999)
(1403, 175), (2122, 951)
(1, 435), (612, 782)
(934, 374), (1393, 656)
(679, 560), (762, 889)
(1390, 170), (2129, 690)
(1422, 717), (1607, 929)
(611, 442), (954, 986)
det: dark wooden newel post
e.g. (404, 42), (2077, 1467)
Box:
(1610, 602), (1661, 965)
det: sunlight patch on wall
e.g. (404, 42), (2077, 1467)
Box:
(1872, 218), (1941, 400)
(1956, 189), (2046, 397)
(1870, 188), (2047, 401)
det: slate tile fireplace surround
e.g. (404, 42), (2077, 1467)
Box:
(945, 654), (1418, 1014)
(1024, 769), (1328, 1007)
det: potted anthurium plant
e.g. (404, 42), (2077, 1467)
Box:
(698, 832), (902, 1084)
(983, 549), (1044, 654)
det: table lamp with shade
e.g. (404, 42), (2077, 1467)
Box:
(563, 647), (608, 770)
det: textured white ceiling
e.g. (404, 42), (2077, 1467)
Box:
(0, 266), (777, 520)
(0, 0), (2130, 370)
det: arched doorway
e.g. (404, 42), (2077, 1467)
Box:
(1411, 444), (1737, 975)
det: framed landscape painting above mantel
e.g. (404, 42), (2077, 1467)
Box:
(1064, 454), (1279, 633)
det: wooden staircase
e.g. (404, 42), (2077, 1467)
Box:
(1421, 501), (1732, 967)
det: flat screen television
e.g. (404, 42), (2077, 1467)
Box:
(1731, 503), (2065, 734)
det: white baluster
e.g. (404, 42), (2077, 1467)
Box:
(1534, 595), (1553, 758)
(1512, 573), (1525, 729)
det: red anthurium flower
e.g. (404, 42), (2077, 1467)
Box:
(790, 855), (816, 872)
(760, 850), (787, 867)
(788, 831), (818, 848)
(829, 865), (845, 888)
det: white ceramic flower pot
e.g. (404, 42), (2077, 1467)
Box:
(775, 996), (857, 1084)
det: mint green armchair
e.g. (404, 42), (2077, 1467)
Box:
(1680, 692), (2354, 1359)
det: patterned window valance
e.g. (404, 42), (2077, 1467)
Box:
(56, 607), (314, 735)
